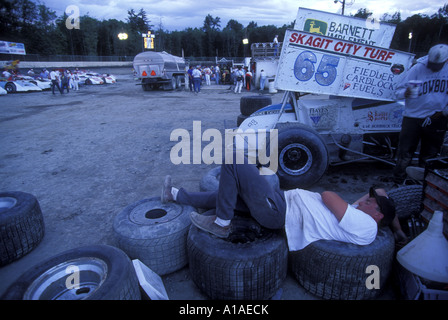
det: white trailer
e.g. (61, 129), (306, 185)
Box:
(133, 51), (187, 91)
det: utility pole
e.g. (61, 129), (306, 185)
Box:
(334, 0), (346, 15)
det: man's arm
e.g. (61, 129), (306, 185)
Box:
(321, 191), (348, 222)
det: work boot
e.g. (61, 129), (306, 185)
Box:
(190, 212), (231, 238)
(161, 175), (174, 203)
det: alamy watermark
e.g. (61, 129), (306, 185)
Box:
(169, 121), (278, 174)
(365, 265), (381, 289)
(65, 5), (80, 30)
(65, 265), (80, 290)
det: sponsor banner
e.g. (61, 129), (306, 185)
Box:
(294, 7), (396, 48)
(274, 29), (415, 101)
(0, 41), (26, 55)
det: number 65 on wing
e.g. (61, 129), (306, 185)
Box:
(275, 29), (414, 101)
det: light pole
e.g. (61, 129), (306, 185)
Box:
(408, 32), (413, 52)
(117, 33), (128, 61)
(334, 0), (346, 15)
(242, 38), (249, 57)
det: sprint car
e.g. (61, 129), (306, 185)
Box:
(0, 79), (42, 93)
(237, 93), (409, 189)
(17, 76), (52, 90)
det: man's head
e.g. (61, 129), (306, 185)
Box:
(357, 187), (396, 227)
(427, 44), (448, 72)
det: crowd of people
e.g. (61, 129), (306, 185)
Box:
(46, 68), (81, 95)
(1, 66), (82, 95)
(186, 64), (268, 94)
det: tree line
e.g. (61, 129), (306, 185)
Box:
(1, 0), (447, 60)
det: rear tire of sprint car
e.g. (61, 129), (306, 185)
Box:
(1, 245), (141, 300)
(240, 95), (272, 116)
(275, 122), (329, 190)
(0, 192), (45, 266)
(289, 227), (395, 300)
(113, 197), (193, 275)
(187, 215), (288, 300)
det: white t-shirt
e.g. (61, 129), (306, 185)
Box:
(284, 189), (378, 251)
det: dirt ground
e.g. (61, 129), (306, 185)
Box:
(0, 68), (399, 300)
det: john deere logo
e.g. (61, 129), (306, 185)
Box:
(304, 19), (327, 35)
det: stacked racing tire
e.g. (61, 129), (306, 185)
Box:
(289, 227), (395, 300)
(0, 192), (45, 266)
(113, 197), (193, 275)
(187, 215), (288, 300)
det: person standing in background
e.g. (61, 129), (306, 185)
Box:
(393, 44), (448, 184)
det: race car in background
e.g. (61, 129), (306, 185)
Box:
(78, 72), (104, 85)
(0, 78), (42, 93)
(16, 76), (52, 90)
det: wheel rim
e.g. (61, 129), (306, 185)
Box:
(23, 258), (108, 300)
(129, 199), (183, 225)
(279, 143), (312, 175)
(0, 197), (17, 211)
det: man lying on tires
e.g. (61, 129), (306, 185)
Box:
(161, 155), (408, 250)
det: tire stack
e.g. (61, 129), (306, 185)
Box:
(187, 215), (288, 300)
(237, 95), (272, 126)
(113, 197), (194, 276)
(0, 192), (45, 267)
(289, 228), (395, 300)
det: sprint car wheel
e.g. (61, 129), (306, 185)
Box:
(187, 215), (288, 300)
(276, 123), (329, 189)
(0, 192), (45, 266)
(1, 245), (140, 300)
(113, 197), (193, 275)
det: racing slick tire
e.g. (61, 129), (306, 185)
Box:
(0, 192), (45, 266)
(289, 227), (395, 300)
(275, 123), (329, 190)
(240, 95), (272, 116)
(1, 245), (141, 300)
(387, 185), (424, 220)
(113, 197), (193, 275)
(187, 215), (288, 300)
